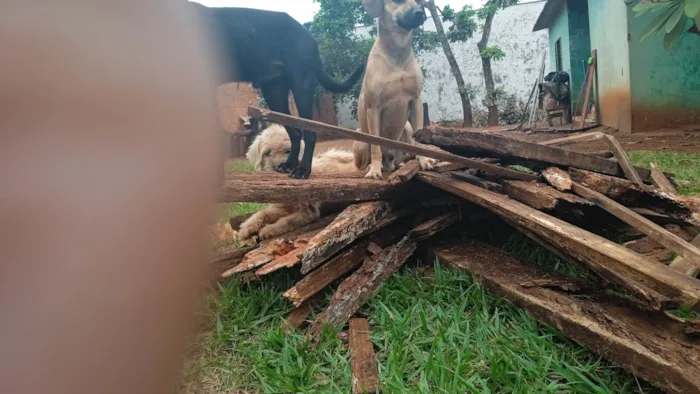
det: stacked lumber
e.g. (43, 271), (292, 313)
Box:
(211, 107), (700, 393)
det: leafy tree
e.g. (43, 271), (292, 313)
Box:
(443, 0), (518, 126)
(630, 0), (700, 50)
(425, 1), (474, 126)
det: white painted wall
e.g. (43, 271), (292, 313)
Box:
(336, 0), (549, 128)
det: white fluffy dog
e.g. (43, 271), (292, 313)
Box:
(237, 124), (358, 240)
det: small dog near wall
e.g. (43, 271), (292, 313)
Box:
(189, 3), (365, 180)
(354, 0), (437, 180)
(237, 125), (357, 240)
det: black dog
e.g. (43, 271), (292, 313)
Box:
(191, 4), (365, 179)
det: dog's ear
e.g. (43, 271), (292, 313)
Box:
(363, 0), (383, 18)
(245, 133), (265, 170)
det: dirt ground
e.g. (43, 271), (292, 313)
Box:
(315, 124), (700, 154)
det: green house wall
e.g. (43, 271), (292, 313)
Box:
(548, 3), (570, 77)
(627, 8), (700, 130)
(566, 0), (591, 115)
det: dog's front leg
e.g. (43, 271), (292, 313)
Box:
(364, 107), (383, 180)
(409, 97), (437, 171)
(238, 204), (292, 240)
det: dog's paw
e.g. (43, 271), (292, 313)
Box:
(275, 160), (297, 174)
(257, 226), (280, 240)
(289, 166), (311, 179)
(364, 169), (384, 180)
(418, 156), (438, 171)
(237, 226), (256, 240)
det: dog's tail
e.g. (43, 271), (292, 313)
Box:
(315, 61), (365, 94)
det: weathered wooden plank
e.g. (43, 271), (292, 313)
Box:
(221, 172), (412, 204)
(571, 181), (700, 270)
(541, 167), (572, 191)
(388, 159), (420, 184)
(300, 202), (392, 275)
(284, 222), (408, 306)
(650, 162), (678, 194)
(569, 168), (700, 227)
(308, 236), (417, 342)
(221, 216), (336, 277)
(248, 106), (540, 181)
(669, 235), (700, 277)
(604, 135), (644, 186)
(211, 246), (256, 280)
(415, 125), (625, 175)
(416, 172), (700, 308)
(349, 318), (381, 394)
(428, 239), (700, 394)
(539, 132), (605, 147)
(450, 171), (504, 193)
(502, 180), (593, 211)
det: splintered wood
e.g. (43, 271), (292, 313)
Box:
(349, 318), (380, 394)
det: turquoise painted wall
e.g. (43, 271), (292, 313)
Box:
(627, 8), (700, 129)
(548, 3), (571, 76)
(566, 0), (591, 114)
(588, 0), (632, 132)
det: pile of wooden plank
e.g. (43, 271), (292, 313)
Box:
(212, 106), (700, 393)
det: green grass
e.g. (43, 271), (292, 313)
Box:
(184, 263), (649, 393)
(628, 151), (700, 196)
(185, 151), (699, 393)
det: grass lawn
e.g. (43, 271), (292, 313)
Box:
(183, 150), (699, 393)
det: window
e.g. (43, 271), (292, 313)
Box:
(555, 38), (563, 72)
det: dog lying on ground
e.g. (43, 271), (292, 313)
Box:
(189, 3), (365, 179)
(237, 124), (357, 240)
(354, 0), (437, 179)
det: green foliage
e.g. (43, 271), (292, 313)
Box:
(631, 0), (700, 50)
(480, 45), (506, 60)
(441, 5), (478, 42)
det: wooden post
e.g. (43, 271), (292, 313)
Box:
(423, 102), (430, 127)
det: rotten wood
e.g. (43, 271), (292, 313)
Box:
(541, 167), (572, 191)
(428, 239), (700, 394)
(450, 171), (504, 193)
(501, 180), (592, 212)
(501, 215), (674, 311)
(417, 172), (700, 308)
(669, 235), (700, 277)
(248, 106), (539, 181)
(408, 213), (460, 241)
(284, 222), (409, 306)
(349, 318), (381, 394)
(571, 181), (700, 272)
(604, 134), (644, 186)
(433, 162), (469, 173)
(651, 162), (678, 194)
(308, 236), (417, 342)
(211, 246), (256, 279)
(539, 131), (605, 147)
(630, 208), (692, 226)
(569, 168), (700, 227)
(221, 216), (335, 277)
(221, 172), (414, 204)
(388, 159), (420, 184)
(299, 202), (394, 275)
(414, 125), (662, 181)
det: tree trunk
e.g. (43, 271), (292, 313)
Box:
(425, 0), (473, 127)
(478, 4), (499, 126)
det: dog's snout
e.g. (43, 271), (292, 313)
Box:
(412, 9), (426, 21)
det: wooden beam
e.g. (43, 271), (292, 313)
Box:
(408, 213), (460, 241)
(569, 168), (700, 227)
(248, 106), (539, 181)
(669, 235), (700, 277)
(388, 159), (420, 184)
(650, 162), (678, 194)
(604, 135), (644, 186)
(284, 222), (408, 306)
(299, 202), (393, 275)
(428, 239), (700, 394)
(221, 172), (416, 204)
(501, 180), (593, 211)
(308, 236), (417, 342)
(414, 125), (660, 181)
(571, 181), (700, 279)
(349, 318), (381, 394)
(416, 172), (700, 308)
(449, 171), (504, 193)
(539, 132), (605, 147)
(541, 167), (572, 191)
(211, 246), (256, 280)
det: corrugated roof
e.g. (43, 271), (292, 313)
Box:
(532, 0), (567, 32)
